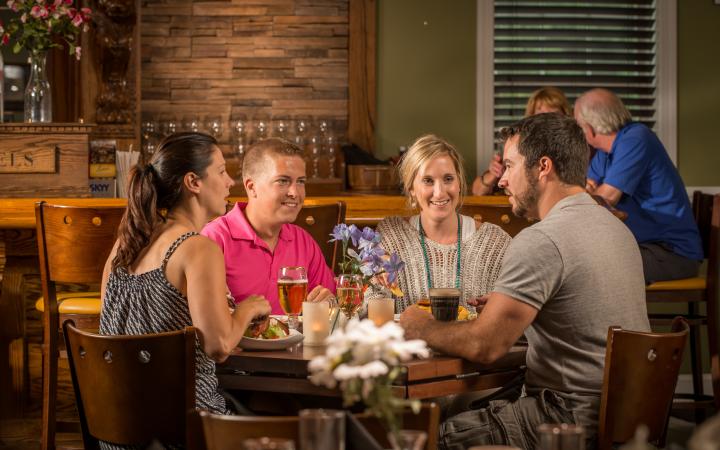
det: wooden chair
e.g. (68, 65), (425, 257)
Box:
(63, 321), (198, 450)
(355, 402), (440, 450)
(459, 203), (532, 237)
(200, 403), (439, 450)
(597, 317), (689, 450)
(35, 202), (125, 450)
(645, 192), (720, 412)
(292, 201), (346, 270)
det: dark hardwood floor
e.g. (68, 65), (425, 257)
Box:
(0, 342), (83, 450)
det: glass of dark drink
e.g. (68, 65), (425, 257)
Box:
(428, 288), (461, 321)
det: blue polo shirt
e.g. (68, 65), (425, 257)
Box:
(587, 122), (703, 261)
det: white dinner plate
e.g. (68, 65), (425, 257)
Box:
(239, 329), (304, 351)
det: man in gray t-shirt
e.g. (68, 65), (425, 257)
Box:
(400, 113), (649, 450)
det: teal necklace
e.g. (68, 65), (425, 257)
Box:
(418, 213), (462, 290)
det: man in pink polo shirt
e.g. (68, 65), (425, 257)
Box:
(202, 138), (335, 315)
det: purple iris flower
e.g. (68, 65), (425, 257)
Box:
(348, 224), (361, 246)
(329, 223), (350, 243)
(383, 252), (405, 284)
(358, 227), (381, 250)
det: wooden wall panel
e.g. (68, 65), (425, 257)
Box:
(348, 0), (375, 153)
(140, 0), (350, 142)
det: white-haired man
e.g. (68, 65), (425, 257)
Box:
(575, 88), (702, 283)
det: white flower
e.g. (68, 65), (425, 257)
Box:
(333, 360), (388, 381)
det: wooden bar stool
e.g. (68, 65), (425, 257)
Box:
(646, 192), (720, 414)
(35, 202), (125, 450)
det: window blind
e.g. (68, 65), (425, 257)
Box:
(493, 0), (657, 134)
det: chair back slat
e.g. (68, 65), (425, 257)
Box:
(201, 414), (300, 450)
(691, 191), (718, 259)
(292, 201), (346, 270)
(63, 321), (196, 448)
(459, 203), (532, 237)
(597, 318), (688, 450)
(35, 202), (124, 283)
(200, 403), (439, 450)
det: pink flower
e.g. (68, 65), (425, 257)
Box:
(52, 0), (61, 6)
(71, 13), (82, 27)
(64, 0), (72, 4)
(80, 6), (90, 16)
(20, 13), (27, 23)
(6, 0), (18, 11)
(1, 34), (8, 46)
(74, 46), (81, 60)
(30, 5), (49, 18)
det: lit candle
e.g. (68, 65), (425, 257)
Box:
(302, 301), (330, 346)
(368, 297), (395, 326)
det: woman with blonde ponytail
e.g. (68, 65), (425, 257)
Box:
(99, 133), (270, 435)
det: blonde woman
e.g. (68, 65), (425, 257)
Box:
(473, 86), (572, 195)
(369, 134), (511, 313)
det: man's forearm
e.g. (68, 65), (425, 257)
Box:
(418, 319), (495, 362)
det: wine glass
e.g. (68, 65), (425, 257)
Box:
(278, 266), (307, 330)
(206, 115), (223, 140)
(336, 274), (363, 322)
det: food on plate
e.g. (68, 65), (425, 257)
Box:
(416, 299), (476, 321)
(244, 317), (289, 340)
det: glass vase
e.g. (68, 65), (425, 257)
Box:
(24, 51), (52, 123)
(388, 430), (427, 450)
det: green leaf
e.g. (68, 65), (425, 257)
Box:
(12, 42), (21, 54)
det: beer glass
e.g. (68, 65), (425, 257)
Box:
(429, 288), (461, 321)
(336, 274), (363, 321)
(299, 409), (345, 450)
(278, 266), (308, 330)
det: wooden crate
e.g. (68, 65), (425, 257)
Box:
(0, 123), (94, 197)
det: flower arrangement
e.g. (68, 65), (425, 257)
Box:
(329, 223), (405, 298)
(308, 318), (429, 438)
(1, 0), (92, 59)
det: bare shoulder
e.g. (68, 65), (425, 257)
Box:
(172, 233), (223, 259)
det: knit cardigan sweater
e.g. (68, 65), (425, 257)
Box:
(367, 215), (512, 313)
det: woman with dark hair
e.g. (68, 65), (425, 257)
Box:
(100, 132), (270, 426)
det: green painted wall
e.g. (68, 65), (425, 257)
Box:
(677, 0), (720, 186)
(377, 1), (720, 187)
(376, 0), (477, 179)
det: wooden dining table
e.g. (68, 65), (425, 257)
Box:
(217, 343), (527, 400)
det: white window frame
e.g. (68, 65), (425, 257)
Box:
(476, 0), (678, 176)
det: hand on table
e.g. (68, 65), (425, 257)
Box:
(399, 305), (433, 340)
(468, 294), (490, 313)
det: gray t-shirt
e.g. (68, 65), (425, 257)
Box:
(493, 192), (649, 424)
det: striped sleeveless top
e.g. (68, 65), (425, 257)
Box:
(100, 232), (229, 444)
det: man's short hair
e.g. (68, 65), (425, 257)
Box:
(575, 89), (632, 134)
(499, 113), (589, 188)
(242, 138), (305, 182)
